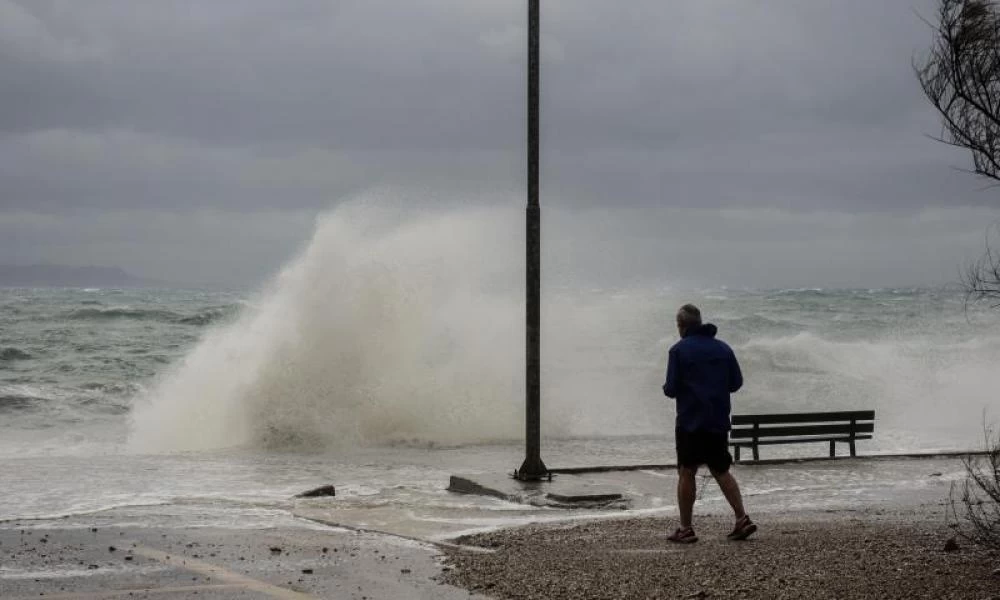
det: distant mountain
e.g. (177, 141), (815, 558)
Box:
(0, 265), (162, 288)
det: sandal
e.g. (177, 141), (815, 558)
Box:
(668, 526), (698, 544)
(727, 515), (757, 541)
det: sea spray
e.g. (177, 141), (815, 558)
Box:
(127, 201), (704, 452)
(735, 327), (1000, 448)
(124, 202), (1000, 453)
(128, 202), (534, 451)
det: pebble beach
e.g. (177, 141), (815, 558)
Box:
(441, 507), (998, 599)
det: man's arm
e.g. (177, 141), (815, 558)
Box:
(663, 347), (679, 398)
(728, 350), (743, 393)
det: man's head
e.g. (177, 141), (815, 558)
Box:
(676, 304), (702, 337)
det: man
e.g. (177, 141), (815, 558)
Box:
(663, 303), (756, 543)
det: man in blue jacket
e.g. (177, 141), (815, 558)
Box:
(663, 304), (756, 543)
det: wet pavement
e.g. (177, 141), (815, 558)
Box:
(0, 521), (488, 599)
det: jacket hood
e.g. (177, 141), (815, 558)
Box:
(683, 323), (718, 338)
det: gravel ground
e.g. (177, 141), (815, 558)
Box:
(440, 508), (999, 599)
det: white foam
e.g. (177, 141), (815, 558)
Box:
(128, 200), (690, 452)
(125, 199), (1000, 454)
(0, 565), (171, 580)
(737, 330), (1000, 444)
(129, 202), (529, 452)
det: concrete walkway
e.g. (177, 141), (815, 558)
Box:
(0, 522), (488, 600)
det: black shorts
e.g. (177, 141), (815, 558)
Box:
(675, 429), (732, 473)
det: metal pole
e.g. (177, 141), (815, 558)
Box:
(518, 0), (548, 481)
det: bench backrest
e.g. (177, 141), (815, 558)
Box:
(730, 410), (875, 440)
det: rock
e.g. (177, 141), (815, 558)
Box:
(302, 568), (313, 574)
(295, 485), (336, 498)
(108, 546), (116, 553)
(929, 472), (942, 477)
(269, 546), (282, 555)
(944, 537), (960, 552)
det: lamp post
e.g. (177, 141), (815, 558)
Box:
(517, 0), (548, 481)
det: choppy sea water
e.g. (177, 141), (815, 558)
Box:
(1, 281), (997, 533)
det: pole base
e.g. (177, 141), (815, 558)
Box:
(515, 456), (550, 481)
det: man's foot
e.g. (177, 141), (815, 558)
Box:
(727, 515), (757, 541)
(667, 526), (698, 544)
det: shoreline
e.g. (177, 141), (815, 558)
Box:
(547, 448), (992, 474)
(1, 455), (993, 598)
(439, 503), (998, 600)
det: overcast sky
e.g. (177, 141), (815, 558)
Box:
(2, 0), (998, 288)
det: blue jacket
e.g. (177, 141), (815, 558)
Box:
(663, 323), (743, 433)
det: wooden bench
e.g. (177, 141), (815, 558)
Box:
(729, 410), (875, 462)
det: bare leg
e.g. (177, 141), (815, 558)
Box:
(710, 469), (747, 520)
(677, 466), (697, 528)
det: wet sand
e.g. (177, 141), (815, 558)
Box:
(440, 505), (998, 599)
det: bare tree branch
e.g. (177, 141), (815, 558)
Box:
(917, 0), (1000, 181)
(918, 2), (1000, 308)
(920, 1), (1000, 552)
(950, 421), (1000, 551)
(962, 223), (1000, 308)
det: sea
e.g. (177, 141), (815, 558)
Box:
(3, 210), (1000, 536)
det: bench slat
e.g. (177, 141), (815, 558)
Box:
(731, 435), (873, 446)
(731, 411), (874, 425)
(730, 422), (874, 439)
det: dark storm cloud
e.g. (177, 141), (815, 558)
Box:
(0, 1), (523, 148)
(0, 0), (984, 211)
(1, 0), (998, 286)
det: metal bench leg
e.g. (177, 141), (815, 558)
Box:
(829, 440), (836, 458)
(734, 446), (740, 463)
(752, 445), (759, 462)
(849, 439), (856, 457)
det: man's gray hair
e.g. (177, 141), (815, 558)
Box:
(676, 304), (702, 329)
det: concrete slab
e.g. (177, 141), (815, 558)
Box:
(546, 492), (622, 504)
(448, 473), (627, 509)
